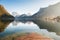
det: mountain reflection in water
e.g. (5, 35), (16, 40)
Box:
(0, 20), (12, 32)
(0, 20), (40, 37)
(33, 19), (60, 35)
(0, 19), (60, 37)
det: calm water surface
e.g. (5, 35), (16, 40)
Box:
(0, 20), (60, 40)
(0, 21), (40, 37)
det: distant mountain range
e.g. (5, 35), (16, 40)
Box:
(15, 14), (33, 21)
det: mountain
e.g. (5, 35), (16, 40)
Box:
(32, 8), (45, 18)
(33, 2), (60, 19)
(15, 14), (32, 21)
(0, 5), (10, 16)
(18, 14), (28, 18)
(0, 5), (14, 21)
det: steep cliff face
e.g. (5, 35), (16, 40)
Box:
(0, 5), (10, 16)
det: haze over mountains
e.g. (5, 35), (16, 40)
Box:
(1, 2), (60, 20)
(1, 2), (60, 22)
(14, 2), (60, 22)
(33, 2), (60, 19)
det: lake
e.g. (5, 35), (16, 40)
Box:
(0, 20), (60, 40)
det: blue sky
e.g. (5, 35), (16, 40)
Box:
(0, 0), (60, 15)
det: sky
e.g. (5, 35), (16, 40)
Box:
(0, 0), (60, 16)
